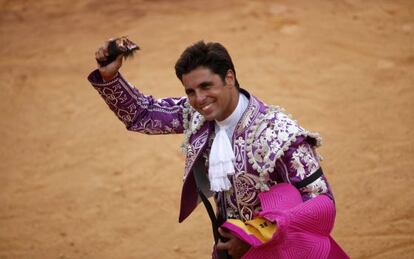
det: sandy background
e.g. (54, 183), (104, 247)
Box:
(1, 0), (413, 258)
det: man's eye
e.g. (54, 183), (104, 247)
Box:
(200, 84), (210, 90)
(186, 90), (194, 96)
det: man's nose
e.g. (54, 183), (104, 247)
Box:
(195, 91), (206, 104)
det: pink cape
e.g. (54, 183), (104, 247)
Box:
(221, 183), (349, 259)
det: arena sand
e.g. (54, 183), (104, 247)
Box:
(0, 0), (413, 258)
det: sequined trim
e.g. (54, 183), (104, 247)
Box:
(246, 105), (322, 191)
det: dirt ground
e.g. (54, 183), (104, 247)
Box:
(0, 0), (413, 258)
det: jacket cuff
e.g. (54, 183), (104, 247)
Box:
(87, 69), (121, 87)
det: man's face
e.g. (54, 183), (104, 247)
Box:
(182, 67), (238, 122)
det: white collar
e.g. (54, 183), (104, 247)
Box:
(208, 92), (249, 192)
(215, 92), (249, 137)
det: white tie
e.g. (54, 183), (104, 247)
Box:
(208, 125), (235, 192)
(207, 92), (249, 192)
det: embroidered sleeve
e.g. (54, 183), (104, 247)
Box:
(277, 137), (334, 201)
(88, 69), (188, 135)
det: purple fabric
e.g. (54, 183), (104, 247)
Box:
(178, 168), (199, 223)
(277, 137), (334, 202)
(88, 70), (342, 258)
(88, 70), (187, 135)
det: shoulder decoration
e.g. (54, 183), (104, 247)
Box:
(246, 105), (322, 191)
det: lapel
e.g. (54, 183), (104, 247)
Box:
(233, 89), (263, 140)
(183, 121), (214, 180)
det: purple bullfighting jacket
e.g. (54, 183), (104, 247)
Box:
(88, 70), (334, 224)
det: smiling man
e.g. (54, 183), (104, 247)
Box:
(182, 67), (239, 122)
(88, 40), (347, 259)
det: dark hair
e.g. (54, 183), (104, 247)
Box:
(175, 41), (240, 88)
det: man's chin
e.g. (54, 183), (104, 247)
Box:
(200, 112), (216, 121)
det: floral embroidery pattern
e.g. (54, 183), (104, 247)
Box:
(234, 137), (247, 173)
(291, 144), (320, 180)
(181, 102), (206, 154)
(92, 73), (187, 135)
(222, 172), (261, 221)
(288, 143), (329, 198)
(183, 129), (209, 179)
(245, 106), (322, 192)
(301, 178), (329, 198)
(235, 97), (260, 136)
(234, 173), (261, 221)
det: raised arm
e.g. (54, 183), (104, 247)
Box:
(88, 39), (189, 135)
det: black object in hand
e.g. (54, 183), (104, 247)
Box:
(97, 37), (140, 67)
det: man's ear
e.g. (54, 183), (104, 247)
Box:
(225, 69), (236, 87)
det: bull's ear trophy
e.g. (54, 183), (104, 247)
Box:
(97, 36), (140, 67)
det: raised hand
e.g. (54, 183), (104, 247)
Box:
(95, 39), (124, 81)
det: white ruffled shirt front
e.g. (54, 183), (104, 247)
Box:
(208, 93), (249, 192)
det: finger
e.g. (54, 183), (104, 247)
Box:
(104, 38), (115, 46)
(95, 50), (104, 62)
(218, 227), (233, 239)
(103, 38), (115, 56)
(216, 240), (229, 251)
(103, 46), (109, 57)
(95, 48), (106, 61)
(99, 47), (107, 59)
